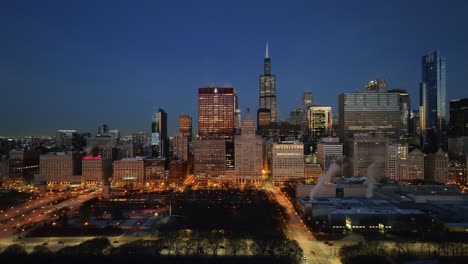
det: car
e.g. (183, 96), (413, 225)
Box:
(324, 241), (329, 245)
(113, 240), (119, 244)
(42, 242), (49, 246)
(310, 250), (315, 255)
(58, 240), (64, 244)
(20, 241), (27, 245)
(303, 256), (307, 260)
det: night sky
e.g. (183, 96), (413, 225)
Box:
(1, 0), (467, 136)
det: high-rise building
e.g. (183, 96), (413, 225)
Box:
(424, 148), (448, 183)
(151, 108), (168, 158)
(420, 51), (447, 151)
(307, 106), (333, 140)
(386, 144), (408, 180)
(178, 115), (192, 138)
(198, 87), (236, 139)
(258, 43), (277, 127)
(388, 89), (411, 137)
(365, 78), (387, 92)
(449, 98), (468, 137)
(338, 92), (401, 140)
(343, 134), (388, 177)
(8, 149), (40, 181)
(55, 130), (76, 150)
(271, 141), (304, 185)
(317, 137), (343, 172)
(173, 133), (189, 161)
(40, 152), (82, 184)
(234, 113), (263, 185)
(112, 157), (145, 188)
(144, 158), (167, 186)
(396, 148), (425, 181)
(82, 156), (112, 185)
(193, 139), (226, 184)
(302, 92), (313, 110)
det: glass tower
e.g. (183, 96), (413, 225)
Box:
(420, 51), (447, 151)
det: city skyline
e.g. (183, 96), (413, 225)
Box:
(2, 0), (468, 136)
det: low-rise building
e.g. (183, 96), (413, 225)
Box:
(82, 156), (112, 185)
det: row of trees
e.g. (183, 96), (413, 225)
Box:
(1, 234), (303, 263)
(339, 240), (468, 263)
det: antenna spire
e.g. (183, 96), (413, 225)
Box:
(265, 42), (269, 58)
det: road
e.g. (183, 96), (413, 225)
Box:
(0, 189), (101, 239)
(265, 184), (341, 264)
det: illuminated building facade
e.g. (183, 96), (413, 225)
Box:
(40, 152), (82, 184)
(307, 106), (332, 139)
(173, 133), (189, 161)
(82, 156), (113, 185)
(193, 139), (226, 184)
(151, 108), (168, 158)
(258, 43), (277, 127)
(198, 87), (235, 139)
(396, 148), (425, 181)
(338, 92), (401, 140)
(8, 149), (39, 181)
(234, 113), (263, 185)
(420, 51), (447, 151)
(365, 77), (387, 92)
(112, 158), (145, 188)
(317, 137), (343, 172)
(271, 141), (304, 185)
(178, 114), (192, 138)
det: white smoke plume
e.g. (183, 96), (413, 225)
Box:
(309, 163), (341, 200)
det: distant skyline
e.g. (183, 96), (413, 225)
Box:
(1, 0), (468, 136)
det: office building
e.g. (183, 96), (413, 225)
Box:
(198, 87), (236, 139)
(302, 92), (313, 109)
(343, 134), (388, 177)
(365, 78), (387, 92)
(40, 152), (82, 184)
(178, 114), (192, 138)
(420, 51), (447, 151)
(448, 137), (468, 156)
(424, 148), (448, 183)
(151, 108), (168, 158)
(144, 158), (167, 186)
(338, 92), (401, 140)
(388, 89), (411, 136)
(307, 106), (332, 140)
(386, 144), (408, 180)
(449, 98), (468, 137)
(193, 139), (226, 184)
(82, 156), (112, 185)
(55, 130), (76, 150)
(173, 133), (189, 161)
(271, 141), (304, 185)
(258, 43), (277, 127)
(168, 159), (187, 186)
(234, 113), (263, 185)
(8, 149), (40, 181)
(112, 158), (145, 188)
(317, 137), (343, 172)
(396, 148), (425, 181)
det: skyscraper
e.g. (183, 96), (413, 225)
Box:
(302, 92), (314, 110)
(234, 112), (263, 185)
(258, 43), (277, 127)
(178, 114), (192, 138)
(151, 108), (168, 158)
(365, 78), (387, 92)
(338, 92), (401, 140)
(449, 98), (468, 137)
(388, 89), (411, 137)
(306, 106), (333, 139)
(420, 51), (447, 151)
(198, 87), (236, 139)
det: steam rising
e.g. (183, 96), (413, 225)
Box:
(365, 162), (380, 198)
(309, 163), (340, 200)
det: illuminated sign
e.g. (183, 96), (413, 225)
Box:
(83, 156), (102, 160)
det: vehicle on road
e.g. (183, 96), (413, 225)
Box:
(42, 242), (48, 246)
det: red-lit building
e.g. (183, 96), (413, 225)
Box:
(198, 87), (236, 139)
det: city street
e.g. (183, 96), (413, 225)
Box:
(265, 183), (341, 264)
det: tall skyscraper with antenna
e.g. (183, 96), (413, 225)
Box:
(258, 43), (277, 128)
